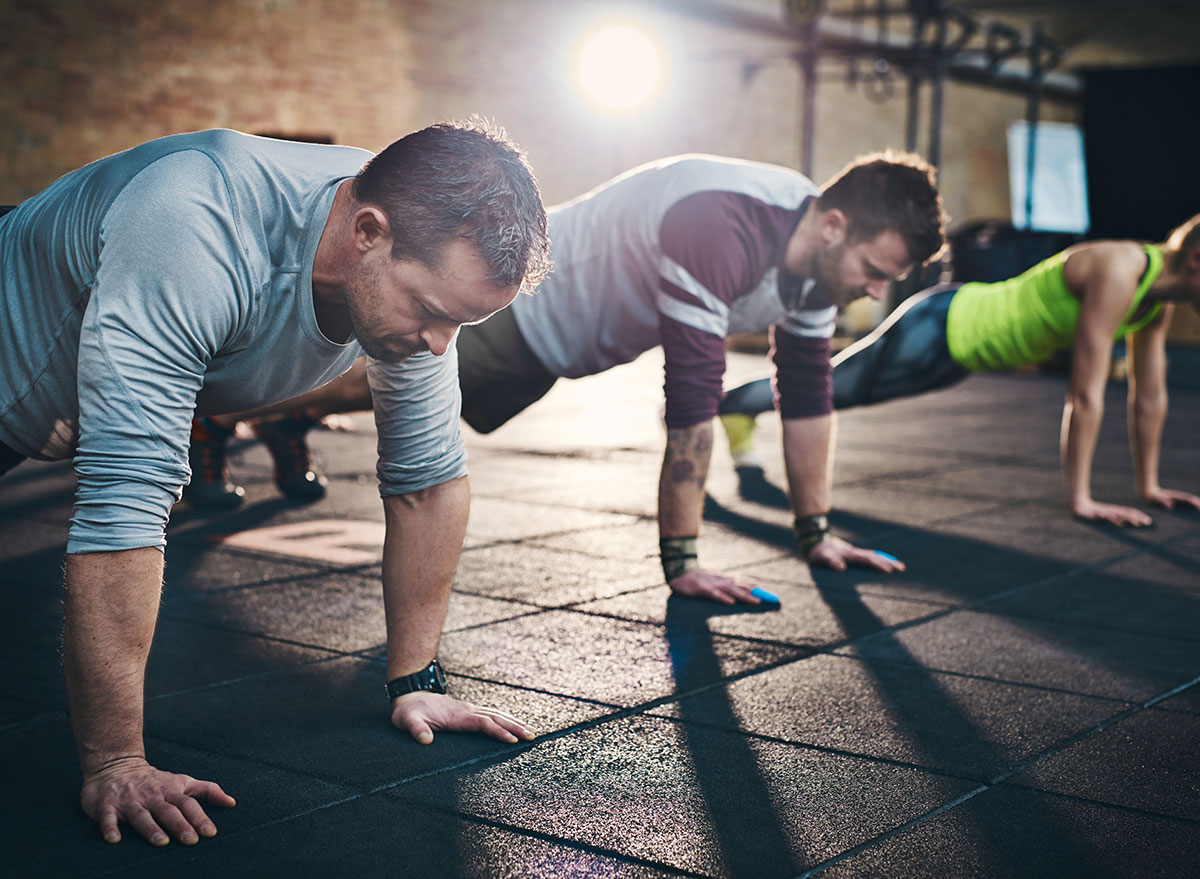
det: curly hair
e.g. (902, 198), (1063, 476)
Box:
(353, 117), (551, 292)
(818, 150), (948, 266)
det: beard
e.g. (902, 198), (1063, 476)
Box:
(343, 262), (425, 363)
(814, 243), (867, 309)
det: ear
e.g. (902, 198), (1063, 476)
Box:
(352, 207), (391, 253)
(819, 208), (848, 247)
(1187, 244), (1200, 272)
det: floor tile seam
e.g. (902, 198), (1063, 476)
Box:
(998, 778), (1200, 827)
(0, 707), (68, 734)
(382, 652), (817, 787)
(520, 537), (661, 565)
(842, 536), (1180, 649)
(169, 541), (382, 576)
(794, 673), (1200, 877)
(538, 602), (830, 653)
(794, 782), (991, 878)
(436, 670), (627, 711)
(739, 573), (962, 611)
(371, 799), (707, 878)
(949, 529), (1200, 613)
(154, 609), (376, 660)
(956, 606), (1200, 646)
(84, 786), (380, 877)
(454, 582), (661, 609)
(636, 708), (991, 785)
(833, 458), (1015, 491)
(144, 651), (353, 702)
(463, 519), (660, 554)
(979, 673), (1200, 787)
(162, 569), (357, 600)
(439, 608), (552, 636)
(817, 648), (1137, 705)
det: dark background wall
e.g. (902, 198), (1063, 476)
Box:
(1083, 66), (1200, 242)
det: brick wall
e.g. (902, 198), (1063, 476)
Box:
(2, 0), (1075, 223)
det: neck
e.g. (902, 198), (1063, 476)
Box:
(310, 180), (357, 343)
(312, 180), (356, 308)
(1146, 246), (1187, 303)
(782, 204), (824, 276)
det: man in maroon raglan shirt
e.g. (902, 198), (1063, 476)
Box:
(190, 152), (947, 605)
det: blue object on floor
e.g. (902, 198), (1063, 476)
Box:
(751, 587), (781, 605)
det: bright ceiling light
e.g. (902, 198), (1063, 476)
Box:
(576, 24), (663, 112)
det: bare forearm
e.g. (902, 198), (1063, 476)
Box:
(381, 476), (469, 678)
(1128, 395), (1167, 495)
(1061, 394), (1104, 507)
(782, 414), (834, 516)
(658, 421), (713, 537)
(62, 547), (164, 776)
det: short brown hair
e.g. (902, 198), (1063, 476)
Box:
(354, 117), (551, 292)
(818, 150), (947, 266)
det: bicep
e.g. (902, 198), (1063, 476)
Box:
(369, 346), (468, 497)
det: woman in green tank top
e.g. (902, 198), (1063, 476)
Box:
(721, 212), (1200, 526)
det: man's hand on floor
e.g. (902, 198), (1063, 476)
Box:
(80, 756), (235, 846)
(391, 691), (537, 745)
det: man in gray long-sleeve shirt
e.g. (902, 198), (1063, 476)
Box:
(0, 121), (550, 847)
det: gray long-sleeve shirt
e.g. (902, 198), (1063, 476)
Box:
(0, 129), (467, 553)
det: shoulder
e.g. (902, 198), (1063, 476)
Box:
(1061, 240), (1147, 296)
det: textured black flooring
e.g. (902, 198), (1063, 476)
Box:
(2, 350), (1198, 878)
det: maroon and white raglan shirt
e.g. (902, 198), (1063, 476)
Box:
(509, 155), (835, 428)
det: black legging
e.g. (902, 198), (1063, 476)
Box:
(718, 286), (968, 416)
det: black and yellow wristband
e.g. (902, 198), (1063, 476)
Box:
(793, 513), (831, 555)
(659, 536), (699, 583)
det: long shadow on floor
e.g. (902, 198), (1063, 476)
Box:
(664, 596), (802, 877)
(702, 494), (1198, 875)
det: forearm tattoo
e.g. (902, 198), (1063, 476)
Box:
(665, 422), (713, 487)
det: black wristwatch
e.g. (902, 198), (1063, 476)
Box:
(385, 659), (447, 701)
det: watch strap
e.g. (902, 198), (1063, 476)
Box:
(385, 659), (447, 701)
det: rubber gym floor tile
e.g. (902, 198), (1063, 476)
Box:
(111, 794), (687, 879)
(140, 655), (548, 789)
(0, 458), (77, 521)
(437, 609), (804, 707)
(0, 515), (69, 562)
(529, 520), (670, 564)
(170, 572), (392, 653)
(0, 716), (350, 878)
(536, 517), (793, 573)
(981, 569), (1200, 642)
(940, 502), (1200, 556)
(466, 496), (640, 544)
(1007, 707), (1200, 821)
(1153, 685), (1200, 715)
(572, 583), (947, 649)
(785, 529), (1069, 606)
(816, 782), (1200, 879)
(829, 445), (971, 486)
(867, 460), (1069, 504)
(454, 541), (657, 605)
(472, 453), (663, 517)
(161, 548), (334, 598)
(841, 609), (1200, 702)
(815, 483), (998, 531)
(391, 713), (978, 878)
(649, 652), (1129, 781)
(1076, 535), (1200, 591)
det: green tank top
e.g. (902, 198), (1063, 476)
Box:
(945, 244), (1163, 372)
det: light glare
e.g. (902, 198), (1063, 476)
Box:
(576, 24), (662, 111)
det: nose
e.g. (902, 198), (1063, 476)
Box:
(865, 279), (889, 301)
(420, 322), (459, 357)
